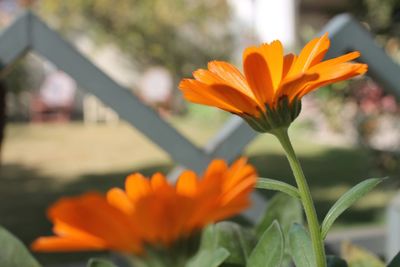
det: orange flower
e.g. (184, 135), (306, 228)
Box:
(107, 157), (256, 246)
(32, 158), (256, 253)
(179, 33), (367, 132)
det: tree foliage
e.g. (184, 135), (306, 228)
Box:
(36, 0), (234, 79)
(352, 0), (400, 34)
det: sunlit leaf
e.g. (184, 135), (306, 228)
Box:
(341, 242), (385, 267)
(0, 226), (42, 267)
(246, 221), (283, 267)
(321, 178), (384, 239)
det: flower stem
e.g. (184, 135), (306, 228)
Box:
(272, 128), (327, 267)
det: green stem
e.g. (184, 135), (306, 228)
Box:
(272, 128), (327, 267)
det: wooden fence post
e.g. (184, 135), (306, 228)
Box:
(0, 80), (6, 164)
(387, 193), (400, 260)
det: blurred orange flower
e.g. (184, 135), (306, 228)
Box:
(32, 158), (257, 253)
(179, 33), (367, 132)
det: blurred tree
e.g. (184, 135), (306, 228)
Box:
(0, 0), (36, 159)
(0, 59), (31, 163)
(352, 0), (400, 34)
(36, 0), (234, 80)
(5, 60), (30, 96)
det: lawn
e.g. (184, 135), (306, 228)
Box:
(1, 118), (398, 265)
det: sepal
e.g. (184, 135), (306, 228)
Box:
(242, 97), (301, 133)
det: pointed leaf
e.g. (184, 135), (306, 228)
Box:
(186, 247), (229, 267)
(247, 221), (284, 267)
(288, 223), (316, 267)
(326, 255), (348, 267)
(200, 222), (256, 265)
(87, 259), (117, 267)
(321, 178), (384, 239)
(256, 178), (300, 199)
(388, 251), (400, 267)
(255, 193), (302, 236)
(199, 225), (217, 250)
(0, 226), (42, 267)
(255, 193), (302, 267)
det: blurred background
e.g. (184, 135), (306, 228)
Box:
(1, 0), (400, 265)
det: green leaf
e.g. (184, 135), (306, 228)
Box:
(186, 248), (230, 267)
(326, 255), (348, 267)
(87, 258), (117, 267)
(255, 193), (302, 267)
(255, 193), (302, 236)
(0, 226), (42, 267)
(256, 178), (300, 199)
(247, 221), (284, 267)
(200, 222), (256, 265)
(321, 178), (384, 239)
(388, 251), (400, 267)
(288, 223), (316, 267)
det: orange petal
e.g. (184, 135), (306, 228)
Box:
(221, 176), (256, 205)
(224, 158), (257, 191)
(184, 198), (218, 230)
(300, 63), (367, 97)
(259, 40), (284, 90)
(203, 60), (255, 100)
(277, 73), (319, 102)
(31, 236), (106, 252)
(221, 158), (257, 205)
(52, 220), (106, 245)
(132, 192), (193, 245)
(309, 51), (361, 71)
(206, 198), (251, 222)
(180, 79), (242, 114)
(130, 195), (159, 242)
(47, 193), (140, 252)
(193, 68), (225, 85)
(179, 79), (260, 115)
(243, 49), (274, 106)
(291, 33), (330, 74)
(282, 53), (296, 79)
(150, 172), (170, 189)
(176, 170), (199, 197)
(196, 159), (228, 198)
(125, 173), (151, 201)
(203, 159), (228, 181)
(208, 61), (254, 97)
(107, 188), (134, 214)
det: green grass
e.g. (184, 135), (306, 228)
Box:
(1, 120), (398, 265)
